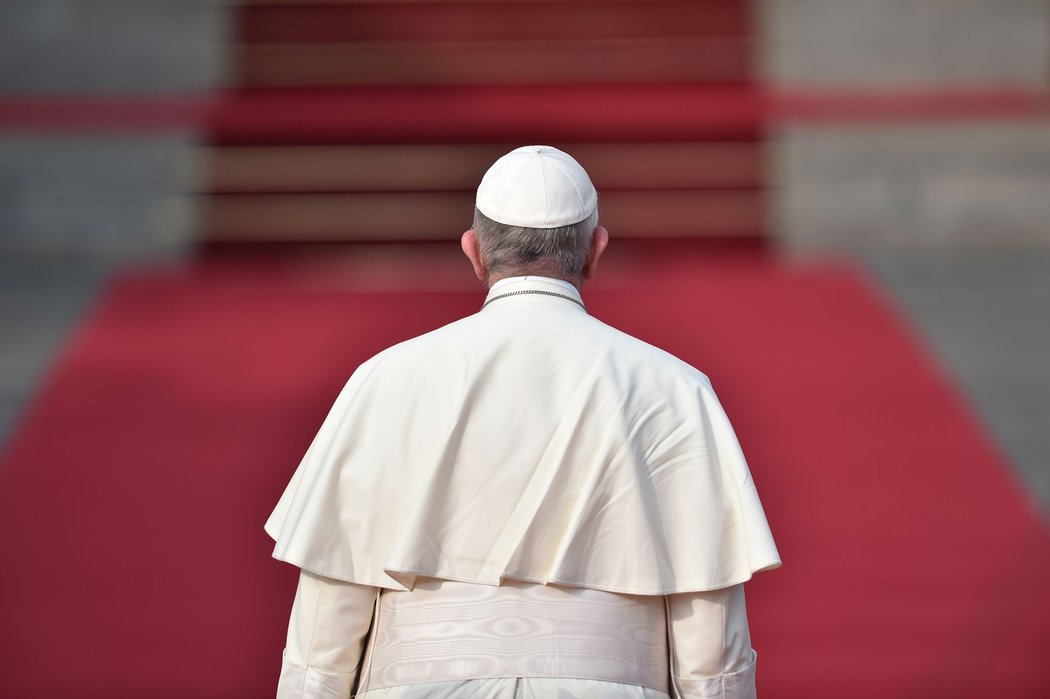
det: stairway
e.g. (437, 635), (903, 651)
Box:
(200, 0), (766, 246)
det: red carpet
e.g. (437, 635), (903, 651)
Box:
(1, 250), (1048, 698)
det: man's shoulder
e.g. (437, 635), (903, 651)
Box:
(587, 315), (713, 386)
(352, 307), (712, 389)
(351, 312), (480, 369)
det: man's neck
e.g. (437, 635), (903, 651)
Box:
(487, 273), (582, 291)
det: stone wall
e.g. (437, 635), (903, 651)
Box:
(0, 135), (202, 259)
(760, 0), (1050, 253)
(771, 123), (1050, 252)
(0, 1), (228, 261)
(761, 0), (1050, 89)
(0, 0), (228, 95)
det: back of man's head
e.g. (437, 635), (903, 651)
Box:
(471, 146), (601, 280)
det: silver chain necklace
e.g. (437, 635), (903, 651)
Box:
(481, 289), (587, 311)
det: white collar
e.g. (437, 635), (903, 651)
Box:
(482, 275), (586, 312)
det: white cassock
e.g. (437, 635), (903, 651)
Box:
(264, 275), (782, 699)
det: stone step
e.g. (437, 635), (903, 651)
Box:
(203, 189), (763, 241)
(203, 142), (762, 193)
(236, 37), (751, 87)
(233, 0), (753, 87)
(239, 1), (750, 43)
(207, 3), (765, 244)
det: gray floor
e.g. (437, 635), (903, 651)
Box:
(1, 249), (1047, 519)
(0, 253), (114, 450)
(859, 249), (1050, 516)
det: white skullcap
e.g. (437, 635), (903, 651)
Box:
(476, 145), (598, 228)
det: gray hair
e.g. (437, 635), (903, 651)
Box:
(472, 206), (599, 279)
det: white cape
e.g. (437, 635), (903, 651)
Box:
(264, 277), (781, 594)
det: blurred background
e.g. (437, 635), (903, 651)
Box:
(0, 1), (1048, 697)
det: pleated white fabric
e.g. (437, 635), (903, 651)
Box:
(264, 276), (781, 594)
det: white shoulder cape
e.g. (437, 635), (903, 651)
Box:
(264, 278), (781, 594)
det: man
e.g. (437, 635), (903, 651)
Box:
(265, 145), (781, 698)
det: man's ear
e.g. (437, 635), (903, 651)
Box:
(461, 229), (488, 283)
(581, 226), (609, 281)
